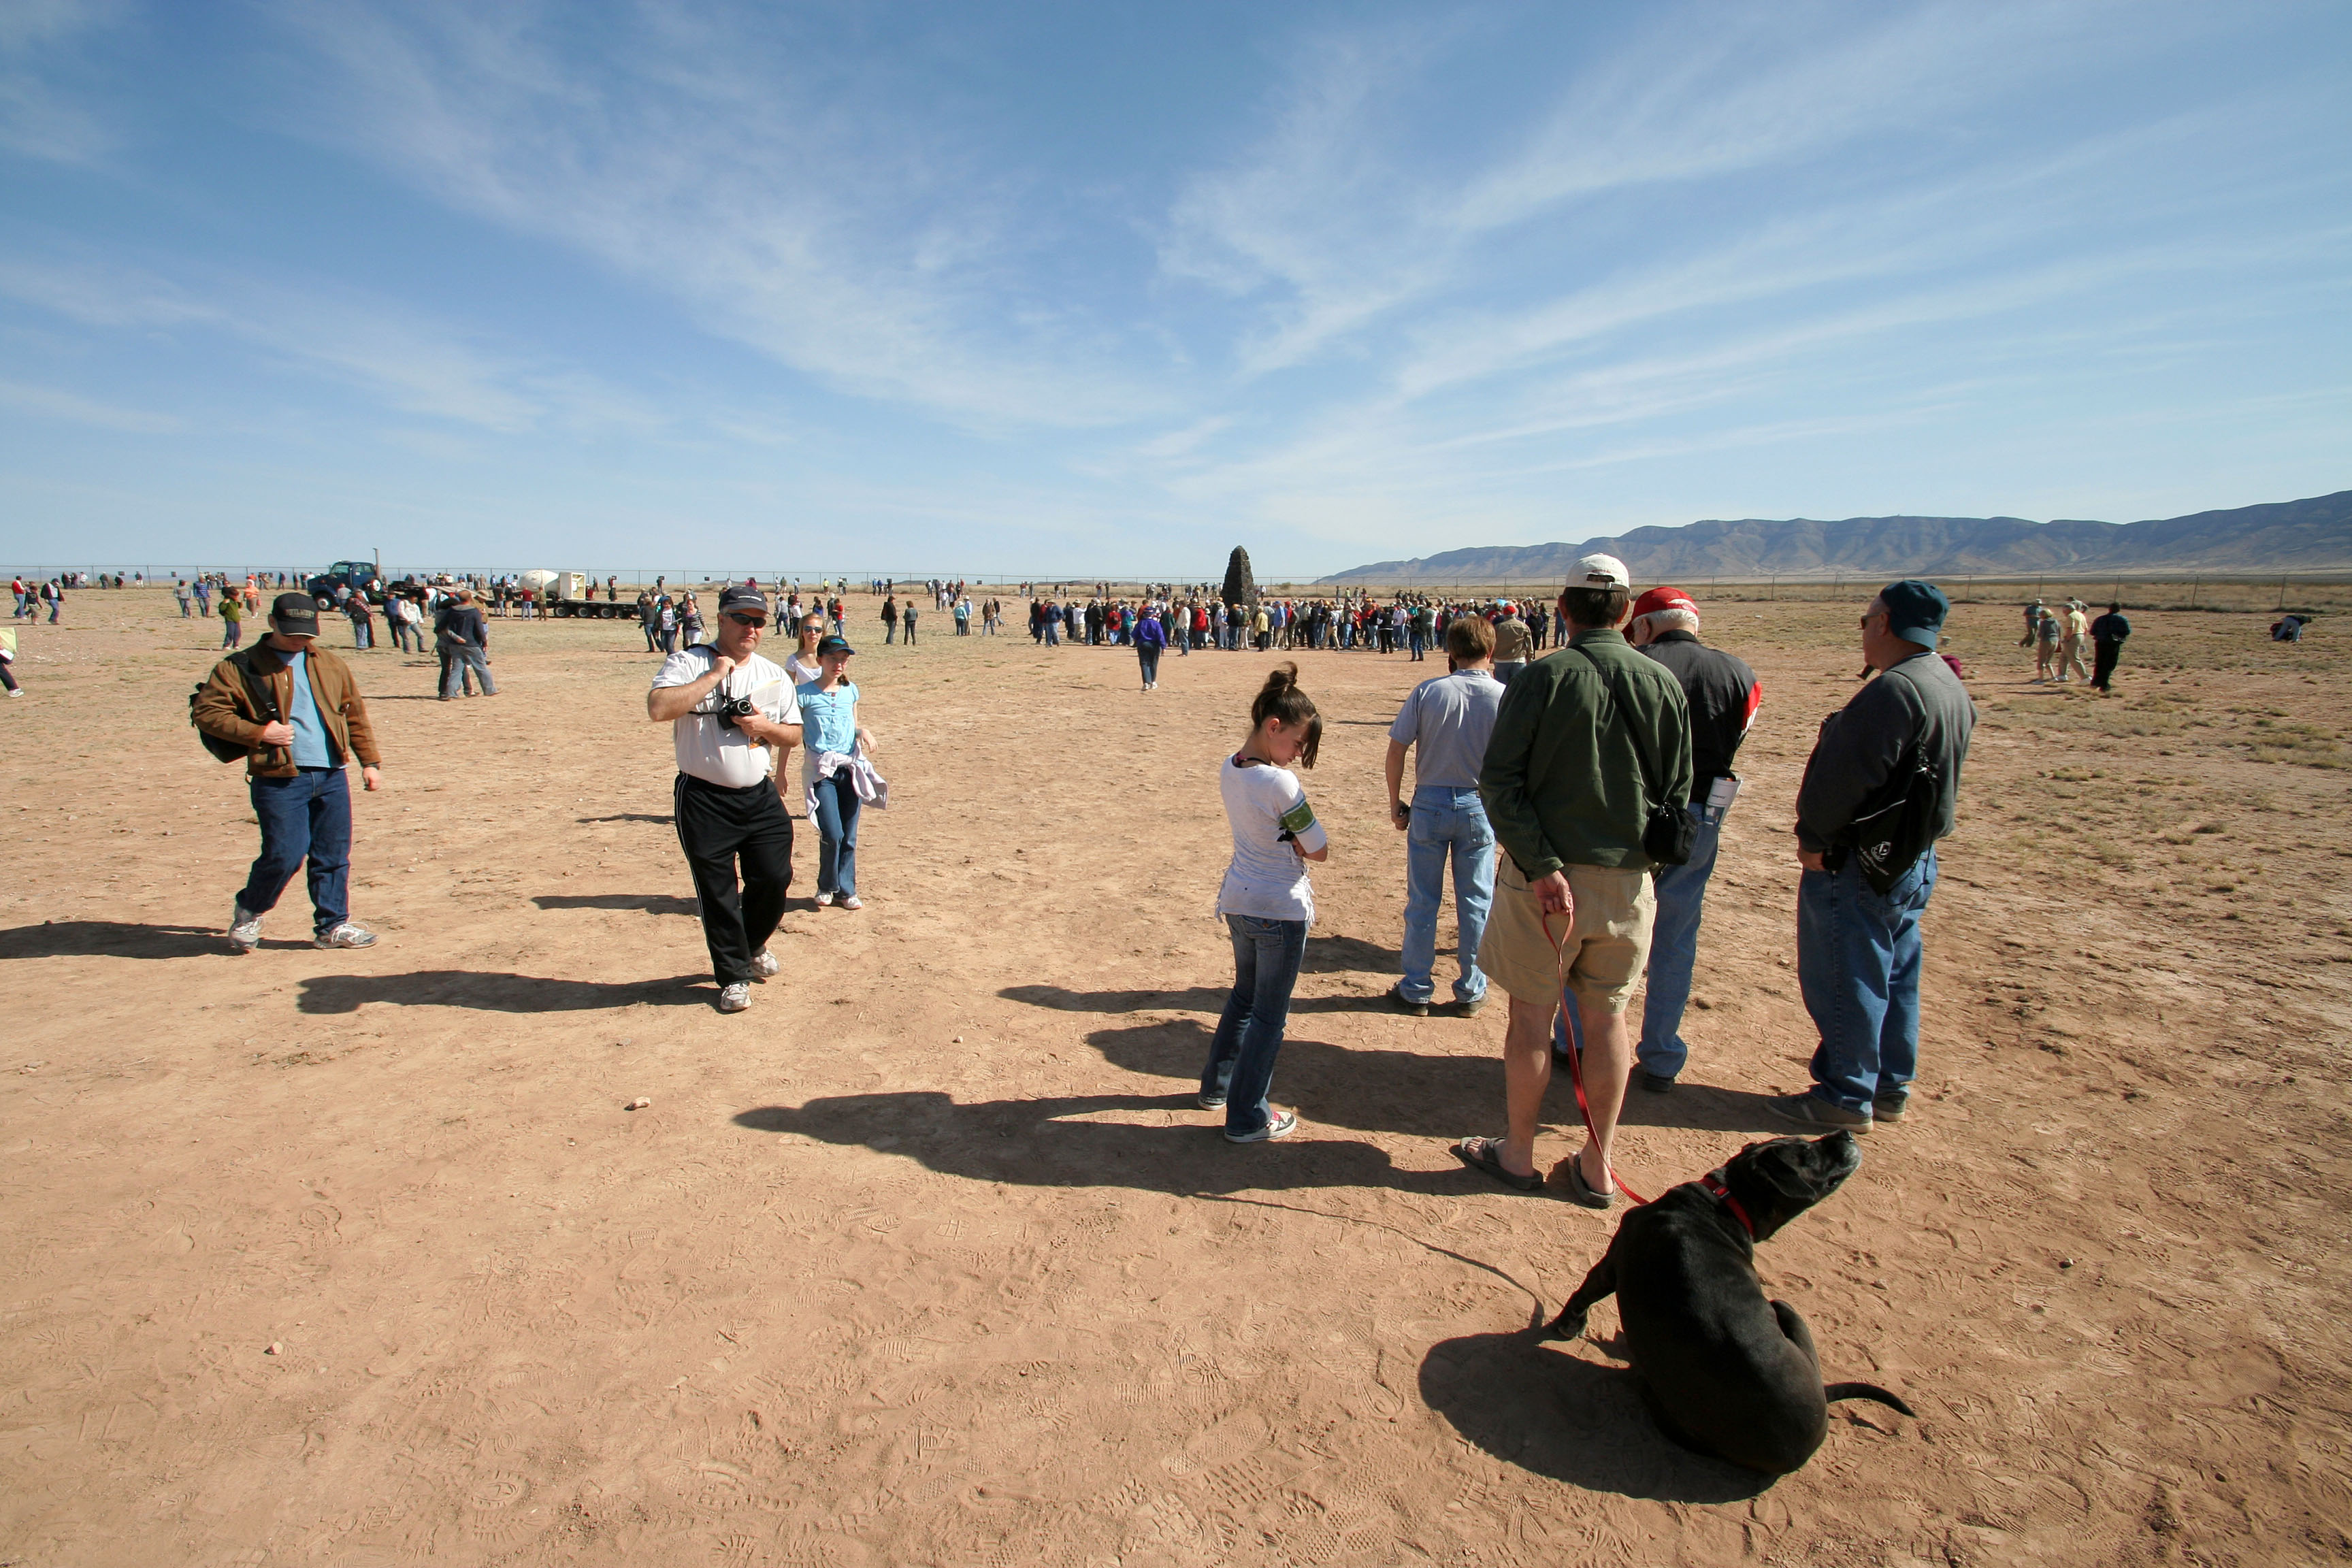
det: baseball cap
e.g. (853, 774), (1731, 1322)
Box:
(717, 585), (768, 618)
(1629, 585), (1696, 621)
(1879, 580), (1950, 648)
(1573, 553), (1630, 589)
(816, 634), (857, 657)
(269, 593), (321, 636)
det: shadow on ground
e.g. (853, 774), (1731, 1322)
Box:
(1420, 1330), (1768, 1503)
(1082, 1017), (1799, 1148)
(532, 893), (699, 915)
(299, 970), (708, 1014)
(732, 1091), (1472, 1196)
(580, 813), (674, 825)
(0, 921), (227, 960)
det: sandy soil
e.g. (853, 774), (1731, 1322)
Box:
(3, 588), (2349, 1567)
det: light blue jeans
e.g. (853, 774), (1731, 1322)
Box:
(1635, 803), (1725, 1079)
(1798, 846), (1937, 1112)
(1399, 786), (1494, 1005)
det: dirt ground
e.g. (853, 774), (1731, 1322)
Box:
(3, 587), (2349, 1567)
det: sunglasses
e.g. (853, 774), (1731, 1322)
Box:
(725, 612), (768, 627)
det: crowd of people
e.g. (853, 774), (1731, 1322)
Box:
(1198, 555), (1978, 1202)
(1019, 589), (1571, 664)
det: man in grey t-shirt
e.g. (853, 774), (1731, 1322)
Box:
(1385, 615), (1505, 1015)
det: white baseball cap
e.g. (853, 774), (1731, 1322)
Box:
(1573, 553), (1630, 588)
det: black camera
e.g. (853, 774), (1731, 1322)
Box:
(714, 694), (758, 730)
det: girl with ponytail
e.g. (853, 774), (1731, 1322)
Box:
(1201, 663), (1328, 1142)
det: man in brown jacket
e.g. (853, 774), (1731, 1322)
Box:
(193, 592), (383, 952)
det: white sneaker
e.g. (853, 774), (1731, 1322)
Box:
(839, 895), (863, 911)
(749, 949), (780, 980)
(313, 922), (378, 949)
(1224, 1108), (1299, 1144)
(228, 902), (263, 953)
(815, 892), (834, 907)
(717, 982), (751, 1013)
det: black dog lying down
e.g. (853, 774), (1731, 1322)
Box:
(1544, 1131), (1915, 1475)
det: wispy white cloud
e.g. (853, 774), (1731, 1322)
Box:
(0, 0), (120, 164)
(0, 252), (657, 433)
(265, 1), (1170, 429)
(0, 375), (182, 431)
(1158, 0), (2201, 377)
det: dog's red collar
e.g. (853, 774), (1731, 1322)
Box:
(1701, 1174), (1755, 1239)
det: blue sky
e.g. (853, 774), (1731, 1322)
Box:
(2, 1), (2346, 579)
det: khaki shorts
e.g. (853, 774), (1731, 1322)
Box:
(1483, 856), (1656, 1011)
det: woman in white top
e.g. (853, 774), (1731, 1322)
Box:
(783, 613), (826, 685)
(1201, 664), (1329, 1143)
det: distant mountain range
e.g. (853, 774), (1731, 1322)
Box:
(1317, 490), (2352, 585)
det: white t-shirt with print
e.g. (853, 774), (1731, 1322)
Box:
(1215, 754), (1329, 924)
(652, 645), (801, 788)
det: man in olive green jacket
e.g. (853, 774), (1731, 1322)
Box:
(1455, 554), (1692, 1208)
(193, 593), (383, 953)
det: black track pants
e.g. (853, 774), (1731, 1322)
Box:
(673, 772), (794, 985)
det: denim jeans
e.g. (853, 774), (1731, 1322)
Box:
(239, 767), (353, 933)
(1636, 803), (1724, 1079)
(1797, 846), (1938, 1112)
(1138, 644), (1161, 685)
(812, 768), (862, 898)
(1201, 913), (1307, 1137)
(1399, 787), (1494, 1004)
(350, 618), (373, 649)
(441, 644), (495, 698)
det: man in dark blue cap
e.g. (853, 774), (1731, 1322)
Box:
(1776, 580), (1974, 1132)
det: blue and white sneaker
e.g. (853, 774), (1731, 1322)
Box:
(1224, 1108), (1299, 1144)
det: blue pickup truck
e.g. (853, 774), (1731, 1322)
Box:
(306, 559), (382, 607)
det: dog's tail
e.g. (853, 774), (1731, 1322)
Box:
(1824, 1382), (1915, 1416)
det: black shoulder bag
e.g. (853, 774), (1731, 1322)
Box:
(189, 648), (282, 765)
(1831, 667), (1941, 894)
(1573, 649), (1694, 868)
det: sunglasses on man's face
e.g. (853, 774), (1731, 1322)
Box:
(725, 612), (767, 628)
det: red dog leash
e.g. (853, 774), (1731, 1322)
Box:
(1543, 909), (1650, 1207)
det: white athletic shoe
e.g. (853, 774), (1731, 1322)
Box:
(717, 982), (751, 1013)
(228, 902), (263, 953)
(749, 949), (780, 981)
(839, 895), (864, 911)
(815, 892), (834, 907)
(313, 922), (378, 949)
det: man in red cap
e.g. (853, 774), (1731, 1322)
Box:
(1622, 585), (1760, 1091)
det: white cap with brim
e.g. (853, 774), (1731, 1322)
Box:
(1573, 553), (1630, 589)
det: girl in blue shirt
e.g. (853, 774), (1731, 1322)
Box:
(796, 637), (877, 909)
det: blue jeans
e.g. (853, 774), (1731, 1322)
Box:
(1138, 644), (1161, 685)
(1635, 804), (1724, 1079)
(812, 768), (862, 898)
(1201, 913), (1307, 1137)
(239, 767), (353, 932)
(1400, 787), (1494, 1004)
(440, 644), (495, 697)
(1797, 847), (1938, 1112)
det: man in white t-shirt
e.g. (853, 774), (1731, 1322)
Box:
(647, 585), (804, 1013)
